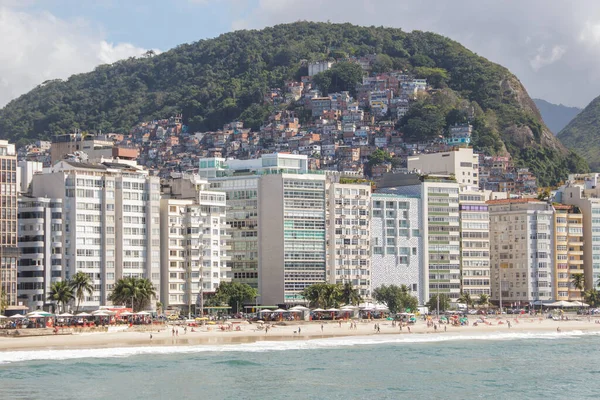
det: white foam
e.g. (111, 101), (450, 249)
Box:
(0, 330), (597, 364)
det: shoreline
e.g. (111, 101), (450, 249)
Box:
(2, 316), (600, 353)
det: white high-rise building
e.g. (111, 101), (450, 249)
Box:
(30, 159), (161, 310)
(160, 174), (230, 314)
(326, 181), (371, 298)
(17, 197), (63, 311)
(407, 148), (480, 188)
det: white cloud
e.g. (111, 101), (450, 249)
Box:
(0, 5), (153, 107)
(228, 0), (600, 108)
(530, 45), (567, 71)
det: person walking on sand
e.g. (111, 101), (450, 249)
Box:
(407, 326), (411, 333)
(507, 321), (511, 329)
(321, 324), (324, 332)
(444, 325), (447, 332)
(377, 325), (380, 333)
(298, 327), (301, 334)
(172, 328), (175, 337)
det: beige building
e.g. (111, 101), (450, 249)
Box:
(160, 175), (230, 314)
(558, 175), (600, 289)
(552, 205), (584, 302)
(0, 141), (18, 308)
(488, 199), (554, 307)
(407, 148), (480, 188)
(326, 181), (371, 298)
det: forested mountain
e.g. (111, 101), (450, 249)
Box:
(0, 22), (588, 185)
(533, 99), (581, 135)
(558, 95), (600, 171)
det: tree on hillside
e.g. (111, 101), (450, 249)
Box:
(312, 61), (364, 96)
(372, 284), (418, 314)
(212, 282), (258, 314)
(47, 281), (75, 313)
(70, 272), (93, 313)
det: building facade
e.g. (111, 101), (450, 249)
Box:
(407, 148), (480, 188)
(17, 197), (63, 311)
(552, 205), (584, 302)
(326, 181), (371, 298)
(30, 160), (161, 310)
(488, 199), (554, 306)
(0, 141), (18, 309)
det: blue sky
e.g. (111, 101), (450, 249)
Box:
(3, 0), (600, 110)
(16, 0), (253, 50)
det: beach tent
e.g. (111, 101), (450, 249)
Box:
(0, 315), (7, 319)
(136, 311), (151, 316)
(93, 312), (111, 316)
(273, 309), (287, 313)
(27, 311), (53, 317)
(120, 311), (133, 316)
(547, 301), (574, 307)
(93, 310), (116, 315)
(259, 309), (274, 314)
(312, 308), (325, 312)
(289, 305), (309, 311)
(9, 314), (25, 319)
(325, 308), (340, 312)
(570, 301), (590, 307)
(76, 312), (92, 317)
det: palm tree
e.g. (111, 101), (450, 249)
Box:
(340, 282), (361, 305)
(458, 292), (473, 314)
(478, 294), (490, 309)
(70, 272), (93, 313)
(47, 281), (74, 313)
(571, 273), (585, 301)
(584, 288), (600, 308)
(109, 277), (156, 312)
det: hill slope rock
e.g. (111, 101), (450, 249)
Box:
(533, 98), (581, 134)
(558, 96), (600, 171)
(0, 22), (588, 185)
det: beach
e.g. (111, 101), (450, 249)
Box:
(2, 315), (600, 352)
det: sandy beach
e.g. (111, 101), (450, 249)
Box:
(2, 315), (600, 352)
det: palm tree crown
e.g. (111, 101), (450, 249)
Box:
(108, 277), (156, 312)
(70, 272), (93, 313)
(47, 281), (75, 313)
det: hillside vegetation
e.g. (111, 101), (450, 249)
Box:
(0, 22), (588, 185)
(558, 95), (600, 171)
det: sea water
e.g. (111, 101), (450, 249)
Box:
(1, 331), (599, 399)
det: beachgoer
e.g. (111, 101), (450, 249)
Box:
(434, 324), (437, 332)
(407, 326), (411, 333)
(377, 325), (380, 333)
(150, 334), (153, 340)
(172, 328), (175, 337)
(557, 327), (561, 332)
(444, 325), (447, 332)
(507, 321), (511, 329)
(298, 327), (301, 334)
(321, 324), (324, 332)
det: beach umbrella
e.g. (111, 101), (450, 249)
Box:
(290, 305), (309, 311)
(255, 320), (265, 324)
(120, 311), (133, 316)
(312, 308), (325, 312)
(341, 305), (357, 310)
(287, 309), (301, 313)
(9, 314), (25, 319)
(273, 308), (287, 313)
(93, 312), (110, 316)
(0, 315), (7, 319)
(259, 309), (274, 313)
(93, 310), (116, 315)
(325, 308), (340, 312)
(136, 311), (151, 315)
(571, 301), (590, 307)
(76, 312), (92, 317)
(58, 312), (74, 317)
(27, 311), (53, 317)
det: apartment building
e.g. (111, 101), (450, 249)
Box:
(160, 174), (230, 313)
(30, 159), (161, 309)
(378, 173), (461, 302)
(17, 197), (63, 311)
(259, 173), (327, 305)
(326, 181), (371, 298)
(552, 205), (584, 302)
(370, 191), (424, 303)
(407, 147), (480, 188)
(558, 175), (600, 289)
(488, 199), (554, 306)
(0, 141), (18, 308)
(459, 189), (491, 299)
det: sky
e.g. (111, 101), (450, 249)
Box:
(1, 0), (600, 108)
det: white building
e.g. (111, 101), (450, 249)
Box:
(407, 148), (480, 188)
(326, 181), (371, 298)
(370, 191), (424, 303)
(308, 61), (334, 77)
(17, 197), (63, 311)
(17, 160), (43, 194)
(30, 160), (161, 310)
(160, 177), (230, 314)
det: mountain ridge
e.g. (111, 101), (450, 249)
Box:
(558, 95), (600, 171)
(533, 98), (581, 135)
(0, 22), (588, 185)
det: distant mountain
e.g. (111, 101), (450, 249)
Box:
(0, 22), (589, 185)
(533, 99), (581, 135)
(558, 95), (600, 171)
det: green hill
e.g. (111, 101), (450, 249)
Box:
(533, 98), (581, 135)
(558, 96), (600, 171)
(0, 22), (588, 185)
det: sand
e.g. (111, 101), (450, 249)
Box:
(1, 314), (599, 352)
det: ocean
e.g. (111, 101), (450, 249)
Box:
(1, 331), (598, 399)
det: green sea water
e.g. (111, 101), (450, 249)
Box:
(1, 331), (598, 399)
